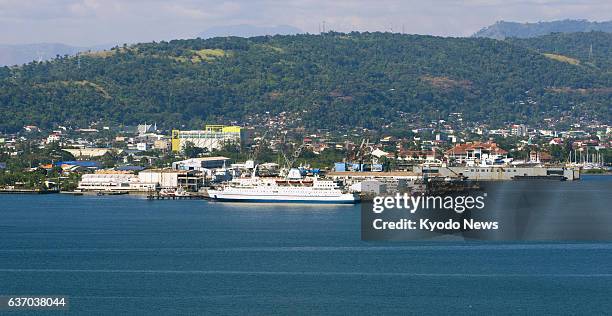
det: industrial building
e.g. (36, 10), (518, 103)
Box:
(171, 125), (247, 152)
(137, 169), (204, 191)
(172, 156), (230, 172)
(78, 169), (205, 192)
(77, 172), (156, 192)
(172, 156), (230, 170)
(327, 171), (419, 192)
(63, 148), (122, 158)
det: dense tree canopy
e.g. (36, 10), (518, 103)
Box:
(507, 32), (612, 71)
(0, 32), (610, 133)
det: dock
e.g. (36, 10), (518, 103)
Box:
(0, 189), (59, 194)
(414, 166), (580, 181)
(96, 191), (128, 196)
(146, 192), (206, 200)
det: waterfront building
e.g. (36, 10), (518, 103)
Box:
(77, 172), (156, 192)
(529, 151), (552, 163)
(327, 171), (419, 192)
(444, 142), (508, 165)
(172, 156), (230, 173)
(137, 169), (204, 191)
(79, 169), (205, 192)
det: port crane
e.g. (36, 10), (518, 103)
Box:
(281, 143), (307, 170)
(248, 129), (271, 163)
(347, 138), (374, 171)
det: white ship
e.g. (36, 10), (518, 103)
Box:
(206, 168), (359, 204)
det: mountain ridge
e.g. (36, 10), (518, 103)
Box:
(473, 19), (612, 39)
(0, 32), (609, 133)
(0, 43), (114, 67)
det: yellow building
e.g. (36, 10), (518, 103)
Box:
(171, 125), (245, 152)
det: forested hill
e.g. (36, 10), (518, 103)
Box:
(0, 32), (610, 133)
(507, 32), (612, 71)
(473, 20), (612, 39)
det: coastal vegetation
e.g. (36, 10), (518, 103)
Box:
(0, 142), (79, 189)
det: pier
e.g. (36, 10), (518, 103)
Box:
(0, 189), (59, 194)
(146, 192), (207, 200)
(414, 165), (580, 181)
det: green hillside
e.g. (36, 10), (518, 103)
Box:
(473, 19), (612, 39)
(507, 32), (612, 71)
(0, 32), (610, 132)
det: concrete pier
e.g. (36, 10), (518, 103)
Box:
(414, 166), (580, 181)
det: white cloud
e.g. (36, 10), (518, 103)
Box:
(0, 0), (609, 45)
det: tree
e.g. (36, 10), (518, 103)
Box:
(182, 141), (204, 158)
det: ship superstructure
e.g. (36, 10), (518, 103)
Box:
(206, 168), (359, 204)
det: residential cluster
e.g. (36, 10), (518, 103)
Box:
(0, 111), (610, 193)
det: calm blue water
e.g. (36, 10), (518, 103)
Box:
(1, 176), (612, 314)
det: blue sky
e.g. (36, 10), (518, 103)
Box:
(0, 0), (610, 45)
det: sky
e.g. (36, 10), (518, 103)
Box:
(0, 0), (610, 46)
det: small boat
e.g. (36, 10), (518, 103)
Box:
(159, 186), (190, 197)
(96, 191), (128, 196)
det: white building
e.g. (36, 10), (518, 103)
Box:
(136, 142), (150, 151)
(137, 123), (156, 135)
(172, 156), (230, 173)
(171, 125), (246, 152)
(445, 142), (508, 165)
(63, 148), (123, 158)
(137, 169), (204, 191)
(77, 173), (156, 192)
(46, 133), (61, 144)
(511, 124), (528, 137)
(78, 169), (205, 192)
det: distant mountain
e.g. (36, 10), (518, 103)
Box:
(0, 43), (82, 66)
(473, 19), (612, 39)
(198, 24), (302, 39)
(0, 43), (113, 66)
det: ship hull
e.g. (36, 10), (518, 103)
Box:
(206, 191), (359, 204)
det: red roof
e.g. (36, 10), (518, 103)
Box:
(445, 141), (507, 155)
